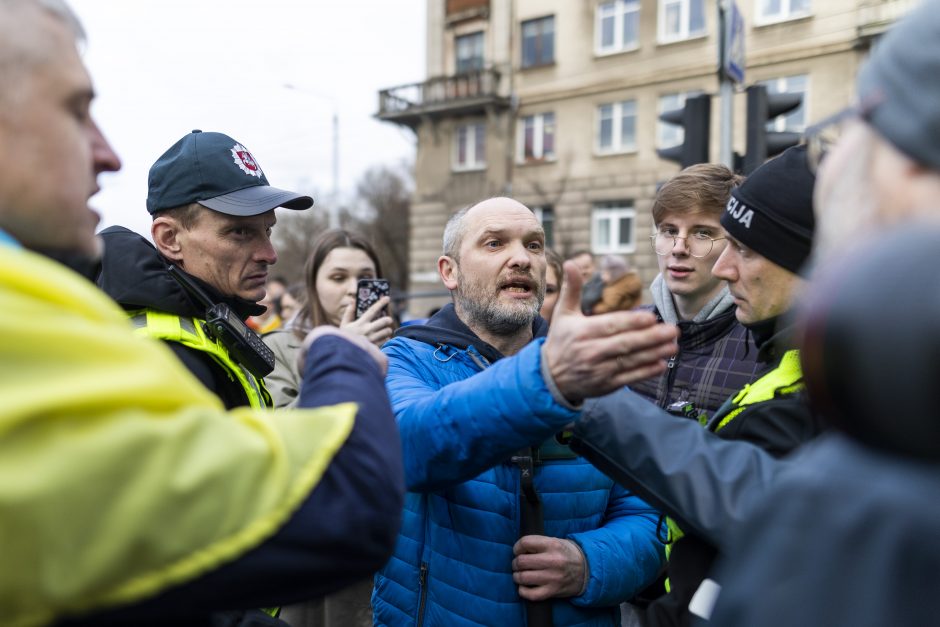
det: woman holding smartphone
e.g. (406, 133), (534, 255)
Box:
(264, 229), (394, 410)
(266, 229), (394, 627)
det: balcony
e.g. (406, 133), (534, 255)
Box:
(857, 0), (917, 41)
(377, 68), (511, 129)
(446, 0), (489, 25)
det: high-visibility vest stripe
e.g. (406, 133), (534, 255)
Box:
(129, 309), (271, 409)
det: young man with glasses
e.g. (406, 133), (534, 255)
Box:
(632, 164), (763, 423)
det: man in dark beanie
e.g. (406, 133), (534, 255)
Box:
(719, 145), (815, 281)
(706, 145), (819, 449)
(712, 144), (815, 332)
(566, 145), (824, 627)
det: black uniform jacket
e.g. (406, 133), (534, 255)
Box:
(96, 226), (265, 409)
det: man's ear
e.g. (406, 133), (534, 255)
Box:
(438, 255), (459, 290)
(152, 217), (184, 263)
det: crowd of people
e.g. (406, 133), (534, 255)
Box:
(2, 0), (940, 626)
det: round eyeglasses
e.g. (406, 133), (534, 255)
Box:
(650, 232), (726, 258)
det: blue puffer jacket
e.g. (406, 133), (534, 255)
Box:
(373, 305), (663, 627)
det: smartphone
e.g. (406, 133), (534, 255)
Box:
(356, 278), (390, 319)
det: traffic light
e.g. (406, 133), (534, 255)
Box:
(743, 84), (802, 174)
(657, 94), (711, 168)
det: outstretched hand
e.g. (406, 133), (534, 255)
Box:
(543, 261), (679, 404)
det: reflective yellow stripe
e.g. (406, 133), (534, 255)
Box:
(662, 515), (685, 593)
(129, 309), (270, 409)
(715, 406), (747, 432)
(716, 350), (803, 432)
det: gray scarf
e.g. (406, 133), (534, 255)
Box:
(651, 273), (735, 324)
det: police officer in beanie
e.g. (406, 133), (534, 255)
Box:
(572, 145), (825, 627)
(97, 130), (313, 410)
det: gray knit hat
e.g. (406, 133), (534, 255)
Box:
(856, 0), (940, 170)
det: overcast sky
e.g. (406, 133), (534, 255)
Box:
(71, 0), (426, 238)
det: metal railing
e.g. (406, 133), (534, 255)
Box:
(377, 68), (507, 119)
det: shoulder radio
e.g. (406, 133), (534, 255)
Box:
(167, 265), (276, 378)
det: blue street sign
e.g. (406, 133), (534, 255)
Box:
(724, 1), (746, 84)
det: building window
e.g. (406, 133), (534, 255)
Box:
(761, 75), (808, 132)
(596, 100), (637, 155)
(453, 122), (486, 171)
(522, 15), (555, 68)
(659, 0), (706, 43)
(592, 202), (636, 254)
(534, 206), (555, 248)
(657, 91), (702, 149)
(456, 31), (484, 73)
(757, 0), (811, 24)
(517, 112), (556, 163)
(596, 0), (640, 55)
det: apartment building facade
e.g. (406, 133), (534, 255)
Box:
(378, 0), (914, 315)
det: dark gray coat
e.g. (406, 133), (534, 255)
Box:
(708, 434), (940, 627)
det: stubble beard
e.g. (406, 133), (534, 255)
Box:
(454, 271), (545, 337)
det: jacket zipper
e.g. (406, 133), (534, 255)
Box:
(658, 353), (679, 408)
(417, 562), (429, 626)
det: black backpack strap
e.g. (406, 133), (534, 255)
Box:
(512, 447), (553, 627)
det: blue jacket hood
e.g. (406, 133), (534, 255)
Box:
(395, 302), (549, 364)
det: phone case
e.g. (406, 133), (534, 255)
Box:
(356, 279), (390, 319)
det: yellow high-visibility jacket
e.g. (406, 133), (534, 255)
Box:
(0, 245), (357, 627)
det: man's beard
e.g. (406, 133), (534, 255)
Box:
(454, 269), (545, 337)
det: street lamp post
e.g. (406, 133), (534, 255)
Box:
(283, 83), (340, 228)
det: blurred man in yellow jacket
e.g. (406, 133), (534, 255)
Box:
(0, 1), (404, 626)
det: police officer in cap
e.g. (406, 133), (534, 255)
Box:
(98, 130), (313, 409)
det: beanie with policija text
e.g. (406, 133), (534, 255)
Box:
(721, 145), (816, 275)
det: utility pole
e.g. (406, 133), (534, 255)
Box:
(718, 0), (745, 169)
(284, 83), (341, 228)
(331, 111), (339, 228)
(718, 0), (732, 167)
